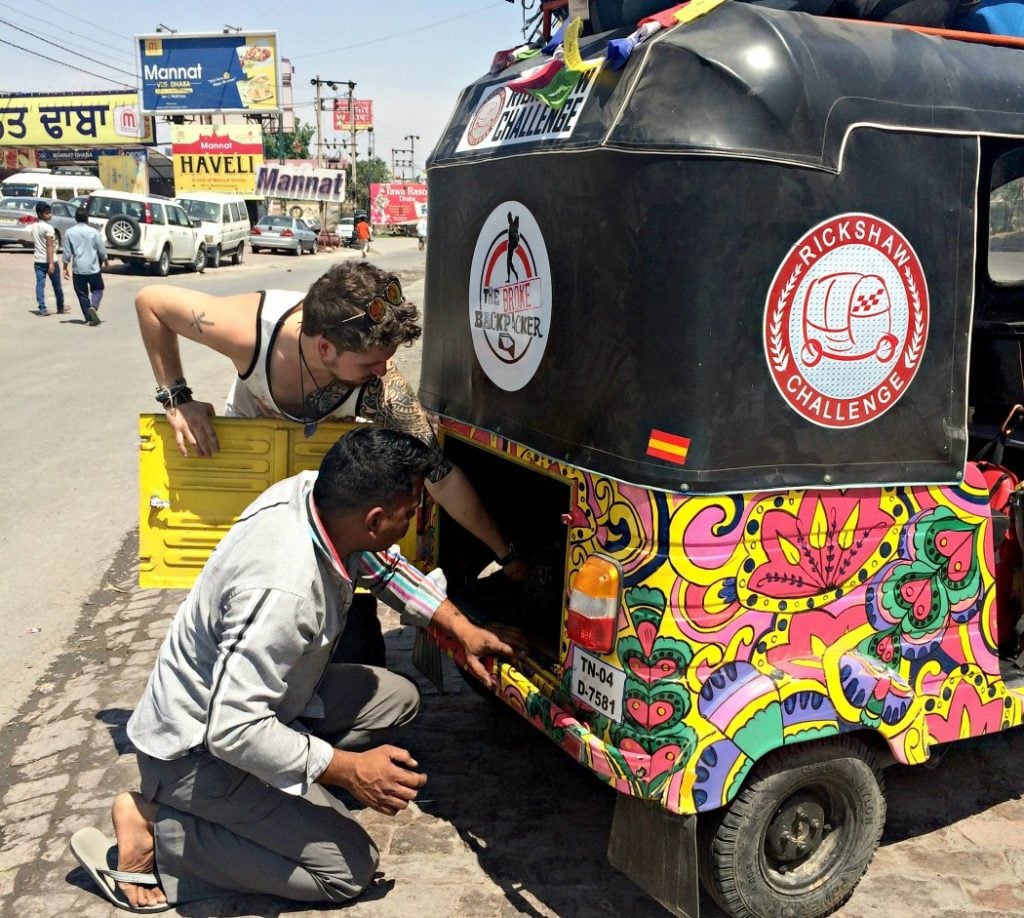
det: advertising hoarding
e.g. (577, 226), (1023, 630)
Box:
(332, 99), (374, 132)
(137, 31), (281, 115)
(255, 162), (346, 203)
(171, 124), (264, 194)
(0, 93), (153, 147)
(370, 182), (427, 225)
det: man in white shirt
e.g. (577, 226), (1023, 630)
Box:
(31, 202), (65, 316)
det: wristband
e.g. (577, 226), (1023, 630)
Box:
(155, 382), (194, 409)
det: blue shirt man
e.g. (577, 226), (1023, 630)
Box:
(62, 207), (108, 326)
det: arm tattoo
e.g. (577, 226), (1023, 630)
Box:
(366, 366), (454, 482)
(190, 310), (214, 334)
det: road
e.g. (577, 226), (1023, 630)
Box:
(0, 237), (427, 729)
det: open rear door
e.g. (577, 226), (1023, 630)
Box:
(138, 415), (419, 588)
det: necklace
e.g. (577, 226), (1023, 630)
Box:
(297, 335), (351, 437)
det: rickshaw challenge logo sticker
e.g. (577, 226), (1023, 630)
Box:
(765, 213), (929, 429)
(469, 202), (551, 392)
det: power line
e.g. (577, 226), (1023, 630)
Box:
(0, 17), (137, 79)
(34, 0), (134, 43)
(0, 2), (135, 62)
(292, 2), (505, 60)
(0, 37), (132, 88)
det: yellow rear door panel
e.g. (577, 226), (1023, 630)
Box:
(138, 415), (418, 588)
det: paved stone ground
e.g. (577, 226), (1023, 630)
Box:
(4, 532), (1024, 918)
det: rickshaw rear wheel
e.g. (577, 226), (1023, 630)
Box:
(698, 736), (886, 918)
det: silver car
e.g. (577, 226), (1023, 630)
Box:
(0, 197), (77, 250)
(250, 215), (319, 256)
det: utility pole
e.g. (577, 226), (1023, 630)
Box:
(347, 82), (357, 193)
(404, 134), (420, 180)
(312, 76), (324, 169)
(392, 145), (414, 180)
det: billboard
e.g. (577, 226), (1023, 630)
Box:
(98, 153), (148, 194)
(171, 124), (263, 194)
(370, 182), (427, 225)
(255, 162), (346, 203)
(137, 31), (281, 114)
(0, 93), (153, 147)
(332, 99), (373, 132)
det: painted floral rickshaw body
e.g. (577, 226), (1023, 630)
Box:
(420, 3), (1024, 915)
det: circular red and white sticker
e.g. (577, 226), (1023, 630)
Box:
(764, 213), (929, 428)
(468, 202), (551, 392)
(466, 88), (505, 147)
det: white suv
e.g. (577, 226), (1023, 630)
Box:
(86, 191), (206, 276)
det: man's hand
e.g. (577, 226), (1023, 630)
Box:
(501, 558), (529, 582)
(458, 622), (517, 686)
(62, 265), (70, 280)
(342, 745), (427, 816)
(165, 400), (220, 457)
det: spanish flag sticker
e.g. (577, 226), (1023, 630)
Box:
(646, 428), (691, 465)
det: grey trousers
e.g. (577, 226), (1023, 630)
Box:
(137, 664), (420, 905)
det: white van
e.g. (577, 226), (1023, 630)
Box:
(176, 193), (250, 268)
(1, 168), (103, 201)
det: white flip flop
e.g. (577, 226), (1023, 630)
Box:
(69, 826), (172, 912)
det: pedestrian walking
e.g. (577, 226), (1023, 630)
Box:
(62, 206), (108, 326)
(69, 426), (517, 912)
(355, 215), (372, 257)
(416, 216), (427, 251)
(31, 202), (65, 316)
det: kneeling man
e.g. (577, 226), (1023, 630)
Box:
(71, 426), (514, 910)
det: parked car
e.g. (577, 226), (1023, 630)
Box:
(0, 197), (76, 250)
(176, 192), (250, 268)
(85, 190), (206, 276)
(249, 215), (318, 255)
(337, 217), (355, 240)
(0, 168), (103, 201)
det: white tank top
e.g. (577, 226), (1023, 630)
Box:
(224, 289), (365, 422)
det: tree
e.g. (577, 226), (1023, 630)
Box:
(262, 118), (315, 161)
(348, 156), (392, 213)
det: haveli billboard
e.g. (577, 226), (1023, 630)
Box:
(0, 93), (153, 147)
(171, 124), (264, 194)
(137, 31), (280, 114)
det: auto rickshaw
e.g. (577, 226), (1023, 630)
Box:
(414, 3), (1024, 917)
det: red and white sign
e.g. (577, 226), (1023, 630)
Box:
(764, 213), (929, 428)
(333, 99), (373, 132)
(369, 182), (427, 225)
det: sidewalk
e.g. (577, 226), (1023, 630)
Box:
(3, 531), (1024, 917)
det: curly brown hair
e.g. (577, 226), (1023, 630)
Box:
(301, 262), (422, 352)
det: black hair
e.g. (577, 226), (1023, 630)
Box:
(313, 426), (439, 518)
(35, 202), (51, 217)
(74, 207), (88, 223)
(301, 261), (421, 353)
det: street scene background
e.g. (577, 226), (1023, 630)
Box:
(3, 241), (1024, 918)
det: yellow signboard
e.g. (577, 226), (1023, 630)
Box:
(98, 154), (148, 194)
(171, 124), (263, 194)
(0, 93), (154, 147)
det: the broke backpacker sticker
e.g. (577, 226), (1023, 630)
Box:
(469, 202), (552, 392)
(764, 213), (929, 428)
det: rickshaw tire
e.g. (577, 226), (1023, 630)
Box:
(697, 735), (886, 918)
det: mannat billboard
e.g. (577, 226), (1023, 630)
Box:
(137, 31), (281, 115)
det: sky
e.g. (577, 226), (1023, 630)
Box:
(0, 0), (533, 174)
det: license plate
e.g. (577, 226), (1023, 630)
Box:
(570, 647), (626, 723)
(0, 215), (17, 225)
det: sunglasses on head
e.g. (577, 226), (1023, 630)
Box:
(339, 278), (404, 325)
